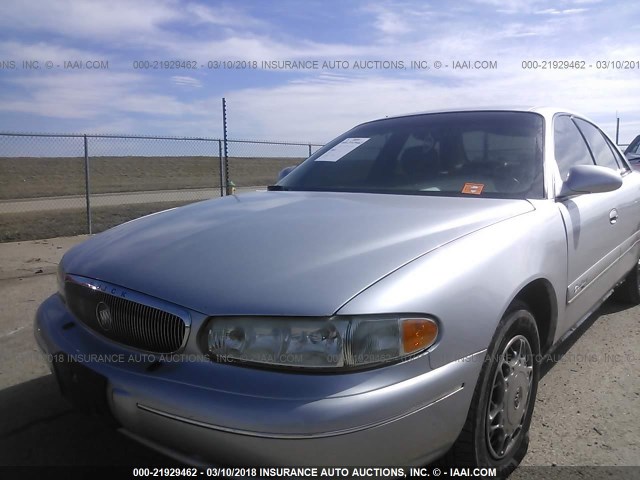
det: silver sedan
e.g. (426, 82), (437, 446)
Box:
(35, 107), (640, 475)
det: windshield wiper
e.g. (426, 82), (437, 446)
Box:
(267, 185), (287, 191)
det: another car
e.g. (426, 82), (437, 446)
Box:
(624, 134), (640, 167)
(35, 107), (640, 475)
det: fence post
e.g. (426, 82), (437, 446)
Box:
(308, 144), (312, 157)
(83, 135), (92, 234)
(218, 139), (224, 197)
(222, 98), (229, 195)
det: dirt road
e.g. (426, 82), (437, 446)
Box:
(0, 187), (263, 213)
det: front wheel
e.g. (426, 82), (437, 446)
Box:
(441, 302), (540, 477)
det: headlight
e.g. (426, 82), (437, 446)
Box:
(56, 263), (66, 302)
(201, 315), (438, 370)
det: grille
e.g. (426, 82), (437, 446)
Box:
(65, 281), (187, 353)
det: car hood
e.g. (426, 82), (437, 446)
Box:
(63, 191), (534, 316)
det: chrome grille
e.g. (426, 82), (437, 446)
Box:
(65, 277), (187, 353)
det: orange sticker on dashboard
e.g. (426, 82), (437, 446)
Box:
(461, 183), (484, 195)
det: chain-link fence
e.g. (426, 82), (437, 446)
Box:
(0, 133), (323, 242)
(225, 139), (323, 190)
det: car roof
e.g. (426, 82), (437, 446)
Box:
(368, 106), (590, 123)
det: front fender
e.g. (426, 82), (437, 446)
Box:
(337, 201), (567, 369)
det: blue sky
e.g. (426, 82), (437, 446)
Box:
(0, 0), (639, 144)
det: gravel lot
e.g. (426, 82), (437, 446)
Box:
(0, 236), (638, 474)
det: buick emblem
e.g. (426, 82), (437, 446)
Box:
(96, 302), (113, 331)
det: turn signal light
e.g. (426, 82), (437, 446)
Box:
(401, 318), (438, 354)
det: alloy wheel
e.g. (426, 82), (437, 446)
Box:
(486, 334), (534, 459)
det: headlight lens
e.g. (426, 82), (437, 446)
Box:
(56, 263), (66, 302)
(202, 315), (438, 370)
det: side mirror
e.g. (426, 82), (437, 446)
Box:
(559, 165), (622, 197)
(277, 166), (297, 182)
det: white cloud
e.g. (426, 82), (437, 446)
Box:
(472, 0), (547, 14)
(171, 76), (202, 88)
(154, 35), (373, 62)
(536, 8), (588, 14)
(473, 0), (595, 15)
(0, 0), (180, 41)
(365, 4), (415, 36)
(0, 41), (104, 63)
(183, 3), (264, 28)
(86, 117), (139, 135)
(0, 71), (209, 119)
(0, 0), (265, 53)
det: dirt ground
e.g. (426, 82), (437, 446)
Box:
(0, 156), (302, 199)
(0, 236), (638, 473)
(0, 200), (193, 242)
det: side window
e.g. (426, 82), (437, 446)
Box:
(603, 134), (630, 173)
(573, 118), (620, 171)
(554, 115), (594, 180)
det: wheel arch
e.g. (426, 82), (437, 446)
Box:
(509, 278), (558, 354)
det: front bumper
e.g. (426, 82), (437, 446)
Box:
(35, 294), (485, 466)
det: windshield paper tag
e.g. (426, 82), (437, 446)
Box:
(315, 138), (370, 162)
(462, 182), (484, 195)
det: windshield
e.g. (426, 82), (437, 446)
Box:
(277, 111), (545, 199)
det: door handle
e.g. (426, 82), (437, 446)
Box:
(609, 208), (619, 225)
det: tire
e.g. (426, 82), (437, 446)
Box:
(439, 301), (540, 478)
(613, 258), (640, 305)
